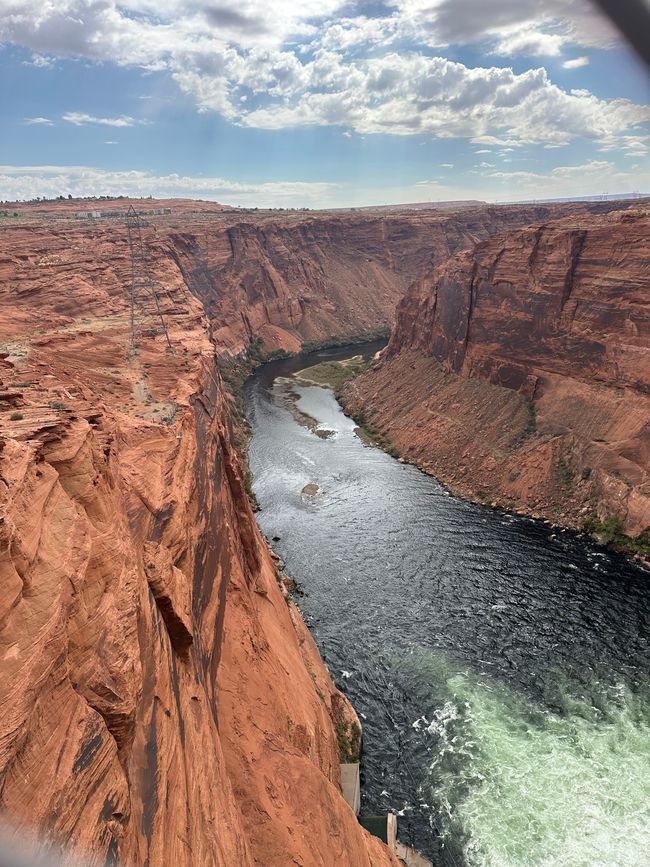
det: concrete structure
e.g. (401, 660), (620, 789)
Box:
(395, 840), (433, 867)
(358, 813), (432, 867)
(340, 763), (360, 815)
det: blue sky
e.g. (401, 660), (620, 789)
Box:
(1, 0), (649, 207)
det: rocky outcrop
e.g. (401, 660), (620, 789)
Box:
(343, 209), (650, 544)
(1, 197), (647, 864)
(0, 220), (400, 866)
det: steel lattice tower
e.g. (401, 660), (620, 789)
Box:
(126, 205), (173, 355)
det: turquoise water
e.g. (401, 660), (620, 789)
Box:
(399, 651), (650, 867)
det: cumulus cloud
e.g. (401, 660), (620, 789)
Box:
(0, 0), (646, 152)
(24, 116), (54, 125)
(0, 164), (338, 207)
(238, 55), (650, 147)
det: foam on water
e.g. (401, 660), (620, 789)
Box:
(407, 651), (650, 867)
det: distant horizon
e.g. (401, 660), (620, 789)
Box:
(3, 190), (649, 212)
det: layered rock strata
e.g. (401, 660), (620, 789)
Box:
(0, 220), (399, 866)
(1, 197), (647, 864)
(342, 209), (650, 543)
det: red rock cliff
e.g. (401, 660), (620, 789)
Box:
(0, 216), (402, 866)
(343, 208), (650, 544)
(164, 203), (633, 355)
(1, 198), (647, 864)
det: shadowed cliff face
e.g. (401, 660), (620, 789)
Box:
(0, 199), (647, 864)
(343, 209), (650, 542)
(164, 204), (639, 356)
(0, 216), (401, 867)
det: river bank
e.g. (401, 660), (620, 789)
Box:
(270, 350), (649, 565)
(246, 343), (650, 865)
(338, 352), (650, 566)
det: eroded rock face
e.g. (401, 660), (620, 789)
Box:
(165, 203), (633, 355)
(0, 198), (647, 865)
(0, 216), (401, 866)
(343, 209), (650, 540)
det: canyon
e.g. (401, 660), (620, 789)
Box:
(0, 196), (647, 866)
(341, 207), (650, 550)
(0, 205), (410, 867)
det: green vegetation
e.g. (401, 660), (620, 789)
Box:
(49, 400), (66, 411)
(295, 355), (369, 391)
(336, 718), (362, 764)
(582, 514), (650, 558)
(348, 408), (400, 457)
(160, 403), (178, 425)
(9, 412), (23, 421)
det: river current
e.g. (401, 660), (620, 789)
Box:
(245, 343), (650, 867)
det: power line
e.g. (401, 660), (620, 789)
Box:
(125, 204), (173, 355)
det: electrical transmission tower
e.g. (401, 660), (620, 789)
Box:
(126, 205), (173, 355)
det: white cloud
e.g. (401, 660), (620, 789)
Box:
(0, 165), (338, 207)
(25, 53), (54, 67)
(24, 116), (54, 125)
(236, 55), (650, 148)
(562, 56), (590, 69)
(491, 25), (565, 57)
(0, 0), (646, 154)
(485, 157), (650, 198)
(598, 134), (649, 155)
(63, 112), (137, 127)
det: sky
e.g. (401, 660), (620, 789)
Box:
(1, 0), (650, 208)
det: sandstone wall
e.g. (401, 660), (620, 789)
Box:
(164, 202), (632, 355)
(0, 219), (400, 866)
(343, 209), (650, 541)
(1, 198), (646, 864)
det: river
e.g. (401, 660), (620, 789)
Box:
(244, 343), (650, 867)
